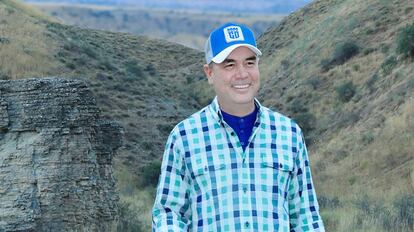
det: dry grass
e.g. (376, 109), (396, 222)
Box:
(0, 1), (61, 79)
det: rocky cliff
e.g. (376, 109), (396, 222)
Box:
(0, 78), (123, 231)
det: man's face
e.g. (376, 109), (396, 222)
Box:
(204, 46), (260, 115)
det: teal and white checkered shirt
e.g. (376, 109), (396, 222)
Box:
(152, 97), (325, 231)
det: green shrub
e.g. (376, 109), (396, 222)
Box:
(393, 193), (414, 227)
(336, 81), (356, 102)
(380, 43), (390, 54)
(361, 131), (375, 144)
(381, 56), (397, 75)
(396, 23), (414, 57)
(331, 40), (360, 65)
(140, 161), (162, 188)
(145, 64), (157, 76)
(0, 71), (9, 80)
(318, 195), (341, 209)
(320, 58), (332, 71)
(0, 37), (10, 44)
(288, 99), (307, 113)
(363, 47), (376, 55)
(365, 73), (378, 92)
(117, 201), (145, 232)
(125, 60), (144, 79)
(320, 40), (360, 71)
(307, 76), (322, 90)
(293, 112), (315, 135)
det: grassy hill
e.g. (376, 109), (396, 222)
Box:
(1, 0), (209, 230)
(258, 0), (414, 230)
(1, 0), (413, 231)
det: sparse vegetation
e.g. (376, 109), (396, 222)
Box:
(321, 40), (360, 71)
(117, 201), (145, 232)
(307, 76), (322, 90)
(331, 40), (360, 65)
(335, 81), (356, 102)
(139, 161), (162, 188)
(396, 22), (414, 57)
(381, 55), (398, 75)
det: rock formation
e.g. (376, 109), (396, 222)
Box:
(0, 78), (123, 231)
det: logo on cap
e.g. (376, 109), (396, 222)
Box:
(223, 26), (244, 43)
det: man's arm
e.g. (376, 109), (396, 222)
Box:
(288, 129), (325, 232)
(152, 129), (191, 231)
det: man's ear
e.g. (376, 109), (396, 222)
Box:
(203, 64), (214, 85)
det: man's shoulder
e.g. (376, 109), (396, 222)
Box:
(260, 105), (301, 131)
(172, 105), (211, 131)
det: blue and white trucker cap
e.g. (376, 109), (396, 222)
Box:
(205, 22), (262, 64)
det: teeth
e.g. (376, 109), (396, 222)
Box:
(233, 84), (250, 89)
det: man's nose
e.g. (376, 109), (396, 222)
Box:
(235, 65), (248, 79)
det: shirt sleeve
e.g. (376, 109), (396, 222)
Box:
(287, 128), (325, 232)
(152, 128), (192, 231)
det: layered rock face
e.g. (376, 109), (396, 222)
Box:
(0, 78), (123, 231)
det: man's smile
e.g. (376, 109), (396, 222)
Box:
(232, 83), (251, 89)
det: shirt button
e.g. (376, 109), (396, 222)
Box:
(231, 132), (235, 136)
(245, 222), (249, 228)
(240, 118), (244, 123)
(241, 142), (245, 146)
(243, 186), (247, 193)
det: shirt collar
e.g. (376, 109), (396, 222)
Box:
(208, 96), (264, 124)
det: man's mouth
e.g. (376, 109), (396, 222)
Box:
(232, 84), (251, 89)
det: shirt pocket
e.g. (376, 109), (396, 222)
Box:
(190, 161), (226, 195)
(260, 153), (294, 215)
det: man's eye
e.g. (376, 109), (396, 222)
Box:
(224, 63), (234, 68)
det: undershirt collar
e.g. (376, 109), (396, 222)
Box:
(221, 105), (258, 151)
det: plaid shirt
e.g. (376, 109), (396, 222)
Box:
(152, 98), (325, 232)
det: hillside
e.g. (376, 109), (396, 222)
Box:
(1, 0), (413, 231)
(0, 0), (208, 230)
(258, 0), (414, 231)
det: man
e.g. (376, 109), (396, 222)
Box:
(152, 22), (325, 231)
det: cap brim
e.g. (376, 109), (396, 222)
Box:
(211, 44), (262, 64)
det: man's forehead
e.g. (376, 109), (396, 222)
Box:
(222, 56), (257, 64)
(224, 46), (257, 61)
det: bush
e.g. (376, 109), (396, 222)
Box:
(140, 161), (162, 187)
(381, 56), (398, 75)
(0, 71), (9, 80)
(318, 195), (341, 209)
(331, 40), (360, 65)
(293, 112), (315, 135)
(320, 58), (332, 72)
(393, 193), (414, 227)
(117, 201), (145, 232)
(0, 37), (10, 44)
(336, 81), (356, 102)
(125, 60), (144, 79)
(396, 23), (414, 57)
(288, 99), (307, 113)
(365, 73), (378, 92)
(307, 76), (322, 89)
(320, 40), (360, 71)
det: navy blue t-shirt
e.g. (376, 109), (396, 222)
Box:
(221, 105), (258, 151)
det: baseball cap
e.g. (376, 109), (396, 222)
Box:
(204, 22), (262, 64)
